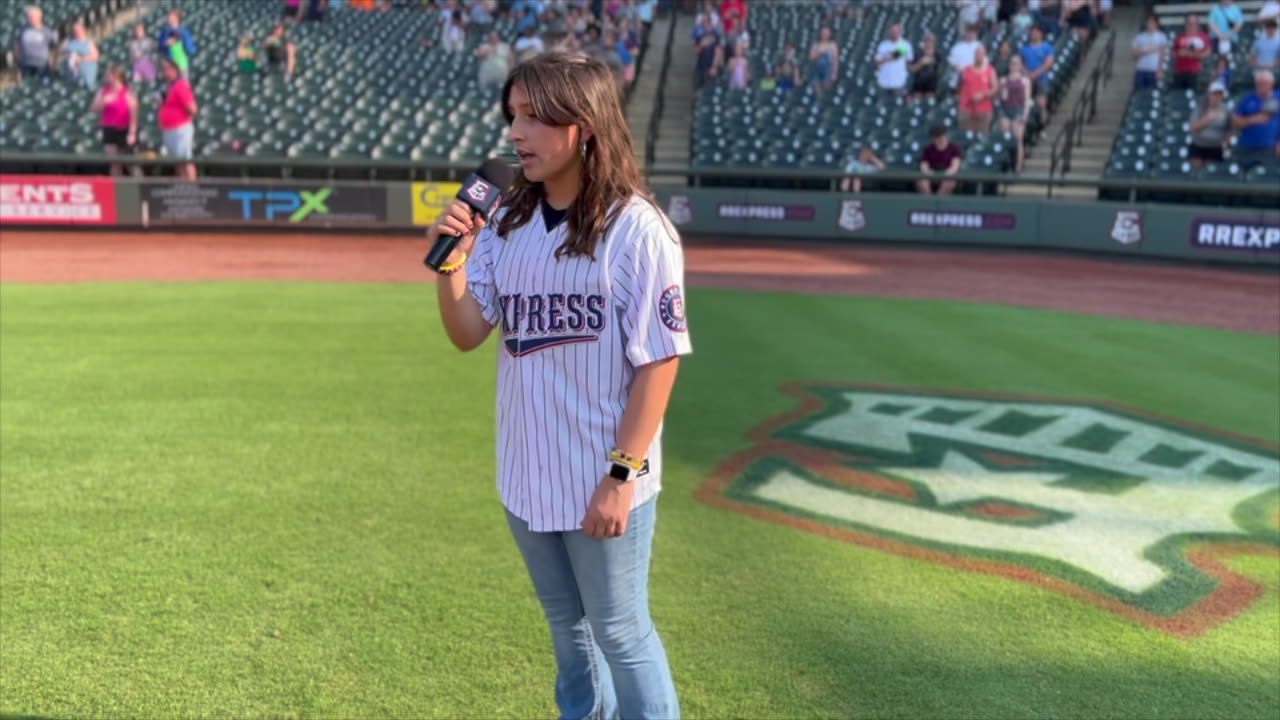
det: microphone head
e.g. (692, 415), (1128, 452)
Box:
(478, 158), (518, 192)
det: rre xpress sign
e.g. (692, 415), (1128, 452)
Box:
(1189, 218), (1280, 252)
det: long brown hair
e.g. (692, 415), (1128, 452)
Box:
(497, 52), (649, 260)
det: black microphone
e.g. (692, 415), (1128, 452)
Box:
(424, 158), (518, 271)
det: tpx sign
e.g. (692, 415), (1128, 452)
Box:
(227, 188), (333, 222)
(699, 383), (1279, 636)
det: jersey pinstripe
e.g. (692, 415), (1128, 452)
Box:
(465, 194), (692, 532)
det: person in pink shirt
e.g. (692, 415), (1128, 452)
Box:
(90, 65), (139, 176)
(958, 44), (998, 133)
(157, 56), (198, 180)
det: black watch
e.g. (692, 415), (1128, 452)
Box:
(608, 461), (636, 483)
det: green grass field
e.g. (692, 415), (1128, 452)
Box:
(2, 282), (1277, 719)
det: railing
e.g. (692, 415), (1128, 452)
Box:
(645, 10), (679, 170)
(642, 162), (1279, 203)
(1049, 119), (1078, 180)
(1051, 27), (1118, 183)
(3, 153), (1277, 204)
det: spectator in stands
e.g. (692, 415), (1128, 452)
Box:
(693, 21), (722, 89)
(1249, 17), (1279, 72)
(992, 40), (1014, 77)
(635, 0), (656, 37)
(1035, 0), (1063, 39)
(917, 124), (963, 195)
(998, 0), (1019, 25)
(92, 65), (138, 177)
(1097, 0), (1112, 30)
(604, 27), (635, 86)
(875, 23), (912, 99)
(468, 0), (495, 35)
(775, 43), (800, 90)
(1062, 0), (1094, 42)
(959, 45), (998, 133)
(958, 1), (986, 35)
(691, 11), (716, 45)
(1172, 14), (1211, 91)
(515, 24), (546, 62)
(726, 39), (748, 89)
(13, 5), (56, 84)
(62, 21), (99, 89)
(441, 9), (467, 52)
(235, 33), (259, 73)
(1208, 0), (1244, 56)
(1012, 1), (1034, 35)
(999, 54), (1032, 171)
(1188, 80), (1232, 168)
(840, 145), (884, 192)
(696, 0), (721, 37)
(1131, 14), (1168, 91)
(719, 0), (746, 49)
(476, 30), (513, 87)
(1020, 24), (1054, 120)
(759, 66), (776, 90)
(306, 0), (330, 22)
(808, 25), (839, 93)
(1213, 54), (1232, 90)
(129, 22), (157, 85)
(909, 32), (940, 102)
(948, 25), (982, 77)
(263, 23), (296, 75)
(158, 55), (197, 180)
(284, 0), (303, 21)
(157, 8), (197, 70)
(1231, 69), (1280, 168)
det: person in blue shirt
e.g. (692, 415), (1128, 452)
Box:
(1208, 0), (1244, 55)
(1231, 70), (1280, 168)
(157, 8), (197, 68)
(1019, 25), (1055, 121)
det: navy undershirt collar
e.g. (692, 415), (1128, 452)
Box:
(541, 196), (568, 233)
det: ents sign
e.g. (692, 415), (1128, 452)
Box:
(699, 383), (1279, 636)
(0, 174), (117, 224)
(141, 183), (385, 226)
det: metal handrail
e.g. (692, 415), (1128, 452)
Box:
(1049, 118), (1077, 185)
(644, 8), (679, 170)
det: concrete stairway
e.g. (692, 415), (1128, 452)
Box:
(625, 14), (673, 168)
(1009, 4), (1143, 198)
(647, 13), (696, 187)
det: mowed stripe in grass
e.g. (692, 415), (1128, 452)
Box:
(1, 282), (1277, 719)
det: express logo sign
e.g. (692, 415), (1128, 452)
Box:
(699, 384), (1279, 636)
(1189, 218), (1280, 252)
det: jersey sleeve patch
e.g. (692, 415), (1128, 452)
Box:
(658, 284), (687, 333)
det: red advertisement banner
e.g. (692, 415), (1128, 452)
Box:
(0, 174), (118, 224)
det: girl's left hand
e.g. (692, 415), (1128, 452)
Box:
(581, 477), (635, 539)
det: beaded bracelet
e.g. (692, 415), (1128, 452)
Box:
(437, 252), (468, 276)
(609, 448), (644, 470)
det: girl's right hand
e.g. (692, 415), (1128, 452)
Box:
(425, 198), (486, 264)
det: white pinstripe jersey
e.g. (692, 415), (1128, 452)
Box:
(466, 194), (692, 532)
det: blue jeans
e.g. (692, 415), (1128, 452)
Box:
(1134, 70), (1158, 90)
(506, 497), (679, 720)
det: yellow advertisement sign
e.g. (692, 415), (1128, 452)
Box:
(412, 181), (462, 226)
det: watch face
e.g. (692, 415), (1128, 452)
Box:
(609, 463), (631, 481)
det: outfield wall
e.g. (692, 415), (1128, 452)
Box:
(2, 174), (1276, 267)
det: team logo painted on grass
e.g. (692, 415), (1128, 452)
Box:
(698, 383), (1280, 636)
